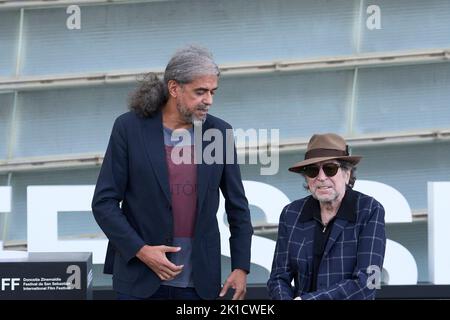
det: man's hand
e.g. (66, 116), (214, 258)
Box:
(219, 269), (247, 300)
(136, 245), (183, 280)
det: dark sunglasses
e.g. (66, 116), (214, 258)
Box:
(302, 163), (341, 178)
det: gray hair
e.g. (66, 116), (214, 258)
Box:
(164, 45), (220, 85)
(129, 45), (220, 118)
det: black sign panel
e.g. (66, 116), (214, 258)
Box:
(0, 252), (92, 300)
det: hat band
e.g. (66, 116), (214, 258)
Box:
(305, 148), (348, 160)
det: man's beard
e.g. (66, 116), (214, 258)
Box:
(310, 186), (340, 204)
(177, 103), (209, 124)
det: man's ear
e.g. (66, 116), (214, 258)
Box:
(344, 170), (351, 184)
(167, 80), (179, 98)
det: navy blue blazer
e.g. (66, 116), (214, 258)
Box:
(267, 188), (386, 300)
(91, 111), (253, 299)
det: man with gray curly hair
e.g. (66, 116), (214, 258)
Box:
(92, 45), (253, 300)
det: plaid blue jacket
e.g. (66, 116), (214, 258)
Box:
(267, 188), (386, 300)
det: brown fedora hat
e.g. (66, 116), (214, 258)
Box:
(289, 133), (362, 174)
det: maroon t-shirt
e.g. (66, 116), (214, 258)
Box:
(162, 126), (198, 287)
(164, 144), (197, 237)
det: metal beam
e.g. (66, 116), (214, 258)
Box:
(1, 48), (450, 92)
(278, 129), (450, 153)
(0, 153), (103, 173)
(0, 0), (169, 10)
(1, 129), (450, 174)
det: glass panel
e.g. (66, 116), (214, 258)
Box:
(0, 175), (8, 185)
(21, 0), (356, 75)
(57, 211), (103, 239)
(360, 0), (450, 53)
(13, 85), (132, 158)
(354, 141), (450, 211)
(0, 93), (14, 160)
(0, 10), (19, 77)
(355, 63), (450, 134)
(214, 71), (353, 141)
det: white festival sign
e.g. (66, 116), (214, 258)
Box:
(1, 181), (449, 285)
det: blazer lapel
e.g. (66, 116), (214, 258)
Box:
(323, 188), (357, 256)
(140, 112), (171, 204)
(297, 197), (319, 283)
(323, 218), (348, 257)
(196, 117), (213, 214)
(300, 220), (316, 291)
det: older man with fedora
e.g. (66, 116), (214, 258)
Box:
(267, 133), (386, 300)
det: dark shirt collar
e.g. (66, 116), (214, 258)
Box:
(299, 187), (357, 223)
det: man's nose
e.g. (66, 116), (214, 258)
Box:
(203, 92), (213, 105)
(316, 167), (327, 180)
